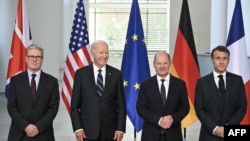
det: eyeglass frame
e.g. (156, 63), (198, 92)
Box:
(27, 55), (43, 61)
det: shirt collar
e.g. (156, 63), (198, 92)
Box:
(27, 69), (41, 77)
(213, 70), (226, 78)
(93, 64), (106, 73)
(156, 73), (170, 82)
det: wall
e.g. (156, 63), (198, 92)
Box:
(0, 0), (63, 92)
(0, 0), (250, 92)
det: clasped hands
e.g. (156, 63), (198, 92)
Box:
(25, 124), (39, 138)
(214, 126), (224, 138)
(159, 115), (173, 129)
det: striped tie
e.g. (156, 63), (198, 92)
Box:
(96, 70), (104, 96)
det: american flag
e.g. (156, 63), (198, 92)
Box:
(61, 0), (92, 114)
(5, 0), (32, 98)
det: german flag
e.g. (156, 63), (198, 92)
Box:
(171, 0), (200, 128)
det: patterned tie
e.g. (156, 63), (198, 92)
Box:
(160, 79), (166, 107)
(218, 75), (225, 94)
(97, 70), (104, 96)
(31, 74), (36, 99)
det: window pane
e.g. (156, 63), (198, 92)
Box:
(89, 9), (129, 51)
(89, 0), (169, 53)
(89, 0), (166, 4)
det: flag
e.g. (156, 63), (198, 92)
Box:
(226, 0), (250, 124)
(61, 0), (92, 114)
(121, 0), (150, 132)
(171, 0), (200, 128)
(5, 0), (32, 98)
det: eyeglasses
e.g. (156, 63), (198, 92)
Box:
(27, 55), (43, 61)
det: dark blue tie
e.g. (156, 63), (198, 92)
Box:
(160, 79), (166, 107)
(218, 75), (225, 94)
(97, 70), (104, 96)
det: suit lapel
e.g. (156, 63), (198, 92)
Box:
(23, 72), (33, 100)
(35, 71), (46, 100)
(89, 64), (100, 97)
(166, 76), (174, 103)
(208, 73), (220, 108)
(224, 72), (232, 103)
(152, 76), (165, 108)
(102, 65), (112, 98)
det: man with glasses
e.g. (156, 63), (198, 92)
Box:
(7, 44), (60, 141)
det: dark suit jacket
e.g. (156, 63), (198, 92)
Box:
(194, 72), (247, 141)
(7, 71), (60, 141)
(136, 75), (189, 141)
(70, 64), (126, 140)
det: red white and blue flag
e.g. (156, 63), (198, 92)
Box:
(5, 0), (32, 98)
(61, 0), (92, 114)
(226, 0), (250, 124)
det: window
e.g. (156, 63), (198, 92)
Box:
(89, 0), (169, 54)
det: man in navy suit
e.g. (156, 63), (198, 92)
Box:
(7, 44), (60, 141)
(70, 40), (126, 141)
(194, 45), (247, 141)
(136, 51), (189, 141)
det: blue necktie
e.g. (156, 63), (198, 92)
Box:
(97, 70), (104, 96)
(160, 79), (166, 107)
(218, 75), (225, 94)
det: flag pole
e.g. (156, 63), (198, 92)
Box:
(121, 0), (150, 136)
(171, 0), (200, 140)
(183, 128), (186, 141)
(134, 128), (136, 141)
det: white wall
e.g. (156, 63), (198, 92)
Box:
(1, 0), (250, 92)
(211, 0), (250, 55)
(0, 0), (63, 92)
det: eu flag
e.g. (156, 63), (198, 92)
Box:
(121, 0), (150, 132)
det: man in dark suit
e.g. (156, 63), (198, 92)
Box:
(7, 44), (60, 141)
(70, 40), (126, 141)
(194, 45), (247, 141)
(136, 51), (189, 141)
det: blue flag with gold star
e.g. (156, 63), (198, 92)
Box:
(121, 0), (150, 132)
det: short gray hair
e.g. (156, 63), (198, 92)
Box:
(26, 44), (44, 57)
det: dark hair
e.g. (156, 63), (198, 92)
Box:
(211, 45), (230, 58)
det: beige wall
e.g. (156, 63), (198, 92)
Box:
(169, 0), (211, 55)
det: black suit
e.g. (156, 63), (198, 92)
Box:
(136, 75), (189, 141)
(194, 72), (247, 141)
(7, 71), (60, 141)
(70, 64), (126, 140)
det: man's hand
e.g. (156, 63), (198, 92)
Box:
(215, 126), (224, 138)
(159, 115), (173, 129)
(113, 131), (124, 141)
(25, 124), (39, 137)
(75, 130), (86, 141)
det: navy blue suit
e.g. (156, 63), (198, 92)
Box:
(194, 72), (247, 141)
(70, 64), (126, 140)
(137, 75), (189, 141)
